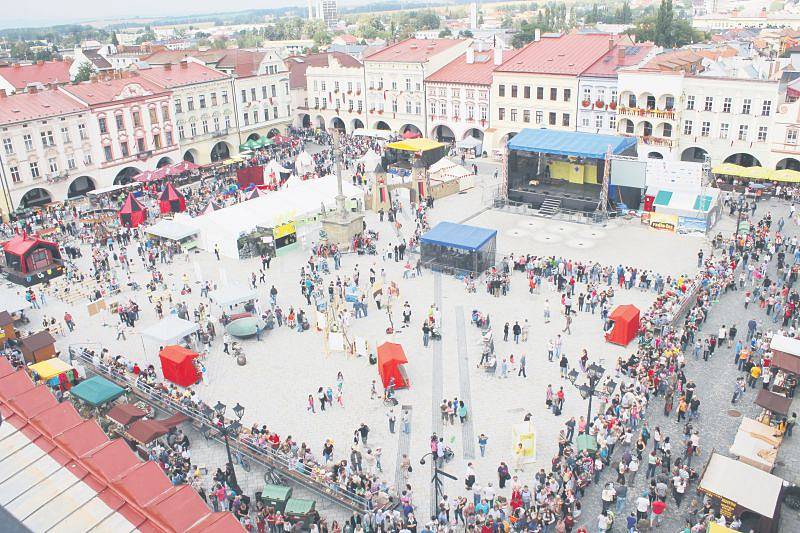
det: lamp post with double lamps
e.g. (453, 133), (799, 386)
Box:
(213, 401), (245, 494)
(568, 363), (616, 434)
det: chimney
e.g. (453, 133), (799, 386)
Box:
(165, 63), (172, 70)
(493, 47), (503, 66)
(180, 61), (188, 69)
(534, 28), (541, 42)
(466, 48), (475, 64)
(609, 37), (614, 51)
(618, 46), (625, 61)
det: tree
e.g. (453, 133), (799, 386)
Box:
(655, 0), (675, 47)
(10, 40), (32, 60)
(110, 32), (119, 46)
(72, 61), (94, 82)
(460, 29), (474, 38)
(438, 28), (452, 38)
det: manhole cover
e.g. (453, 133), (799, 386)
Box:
(777, 460), (786, 467)
(728, 409), (742, 417)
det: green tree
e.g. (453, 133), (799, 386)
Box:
(10, 40), (32, 60)
(655, 0), (675, 47)
(460, 29), (474, 38)
(438, 28), (452, 38)
(72, 61), (94, 82)
(110, 32), (119, 46)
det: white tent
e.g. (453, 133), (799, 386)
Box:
(429, 158), (475, 191)
(357, 150), (383, 173)
(198, 201), (218, 216)
(457, 136), (483, 151)
(145, 220), (198, 241)
(295, 151), (315, 175)
(141, 316), (199, 345)
(353, 128), (393, 140)
(265, 159), (292, 183)
(698, 452), (783, 519)
(183, 174), (364, 259)
(0, 289), (31, 314)
(213, 283), (258, 308)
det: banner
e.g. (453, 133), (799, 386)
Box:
(677, 216), (707, 235)
(649, 212), (678, 232)
(236, 165), (264, 188)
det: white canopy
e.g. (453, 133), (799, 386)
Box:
(87, 182), (140, 197)
(213, 283), (258, 308)
(699, 452), (783, 518)
(357, 150), (383, 172)
(353, 128), (393, 140)
(429, 157), (457, 174)
(457, 136), (483, 150)
(295, 151), (315, 174)
(141, 316), (199, 345)
(145, 219), (198, 241)
(265, 159), (292, 178)
(770, 334), (800, 357)
(0, 289), (31, 314)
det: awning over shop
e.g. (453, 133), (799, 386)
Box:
(699, 452), (783, 519)
(70, 375), (125, 407)
(145, 219), (198, 241)
(141, 316), (199, 345)
(712, 164), (800, 183)
(28, 358), (73, 381)
(421, 221), (497, 251)
(213, 283), (258, 308)
(507, 128), (637, 158)
(755, 389), (792, 416)
(106, 403), (147, 426)
(770, 334), (800, 373)
(387, 138), (445, 152)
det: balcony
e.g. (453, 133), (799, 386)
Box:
(618, 107), (676, 120)
(638, 135), (674, 148)
(212, 129), (230, 138)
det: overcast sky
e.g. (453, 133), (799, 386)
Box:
(2, 0), (319, 29)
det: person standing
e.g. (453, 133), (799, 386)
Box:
(518, 354), (527, 377)
(223, 333), (231, 355)
(512, 321), (521, 344)
(478, 434), (488, 457)
(63, 312), (75, 332)
(387, 409), (396, 434)
(422, 323), (431, 347)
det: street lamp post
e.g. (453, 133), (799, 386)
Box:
(568, 363), (616, 435)
(419, 451), (456, 520)
(734, 191), (746, 248)
(212, 401), (245, 494)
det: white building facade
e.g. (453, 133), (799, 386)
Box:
(304, 55), (365, 133)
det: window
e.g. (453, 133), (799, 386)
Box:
(115, 114), (124, 130)
(224, 115), (231, 130)
(29, 161), (39, 178)
(240, 90), (247, 103)
(347, 82), (353, 93)
(271, 85), (277, 97)
(628, 94), (636, 107)
(60, 127), (70, 144)
(662, 123), (672, 137)
(738, 124), (748, 140)
(762, 100), (772, 116)
(537, 87), (544, 100)
(467, 104), (475, 120)
(664, 95), (674, 110)
(202, 119), (209, 134)
(498, 85), (505, 97)
(264, 108), (270, 121)
(392, 100), (398, 113)
(121, 141), (129, 157)
(161, 105), (169, 121)
(78, 123), (87, 140)
(582, 116), (590, 127)
(549, 112), (556, 125)
(722, 97), (732, 113)
(40, 130), (54, 147)
(686, 95), (695, 110)
(583, 87), (591, 101)
(535, 111), (543, 124)
(2, 138), (12, 155)
(683, 120), (693, 135)
(9, 166), (20, 183)
(562, 113), (570, 127)
(701, 121), (710, 136)
(742, 99), (751, 114)
(187, 96), (195, 110)
(550, 88), (557, 101)
(103, 146), (112, 161)
(214, 116), (221, 131)
(704, 96), (713, 112)
(564, 89), (571, 102)
(48, 157), (58, 174)
(611, 90), (618, 104)
(758, 126), (768, 142)
(83, 153), (92, 166)
(523, 110), (530, 123)
(595, 114), (603, 129)
(430, 102), (436, 115)
(406, 101), (412, 114)
(511, 85), (518, 98)
(262, 86), (268, 99)
(609, 115), (616, 130)
(23, 134), (33, 151)
(149, 107), (158, 123)
(439, 102), (446, 116)
(174, 99), (182, 113)
(405, 78), (411, 91)
(524, 86), (531, 99)
(391, 80), (397, 90)
(222, 90), (229, 104)
(153, 134), (162, 149)
(132, 112), (141, 127)
(136, 138), (145, 153)
(498, 108), (505, 120)
(452, 102), (460, 118)
(190, 122), (197, 136)
(166, 131), (173, 146)
(177, 124), (185, 140)
(211, 93), (218, 106)
(67, 156), (76, 170)
(243, 113), (250, 126)
(98, 117), (107, 134)
(250, 88), (256, 101)
(719, 123), (729, 139)
(788, 129), (798, 145)
(510, 109), (517, 122)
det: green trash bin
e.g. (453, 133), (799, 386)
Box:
(284, 498), (316, 526)
(260, 484), (292, 512)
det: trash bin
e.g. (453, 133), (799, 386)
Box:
(284, 498), (316, 526)
(260, 484), (292, 512)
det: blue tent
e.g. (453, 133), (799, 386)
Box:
(421, 222), (496, 251)
(507, 128), (637, 159)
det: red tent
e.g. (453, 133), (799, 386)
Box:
(159, 182), (187, 214)
(119, 193), (147, 228)
(377, 342), (409, 389)
(2, 233), (63, 284)
(402, 129), (420, 139)
(605, 304), (640, 346)
(167, 161), (200, 176)
(159, 345), (199, 387)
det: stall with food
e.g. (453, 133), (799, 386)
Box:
(125, 413), (189, 447)
(28, 357), (77, 390)
(769, 334), (800, 397)
(145, 219), (199, 252)
(729, 417), (783, 473)
(106, 403), (148, 427)
(698, 452), (785, 532)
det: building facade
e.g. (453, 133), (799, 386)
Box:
(303, 53), (365, 133)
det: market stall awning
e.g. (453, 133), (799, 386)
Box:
(770, 334), (800, 373)
(387, 138), (445, 152)
(70, 375), (125, 407)
(214, 283), (257, 308)
(456, 136), (482, 150)
(755, 389), (792, 416)
(28, 358), (72, 381)
(699, 452), (783, 519)
(507, 128), (636, 158)
(771, 168), (800, 183)
(353, 128), (393, 140)
(421, 221), (497, 251)
(106, 403), (147, 426)
(141, 316), (199, 345)
(145, 219), (198, 241)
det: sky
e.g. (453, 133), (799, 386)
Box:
(1, 0), (321, 29)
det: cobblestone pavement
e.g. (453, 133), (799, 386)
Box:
(574, 197), (800, 532)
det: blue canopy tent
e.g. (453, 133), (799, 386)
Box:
(420, 222), (497, 274)
(507, 129), (637, 158)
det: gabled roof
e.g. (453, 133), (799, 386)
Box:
(60, 74), (168, 106)
(0, 90), (83, 127)
(138, 62), (230, 88)
(582, 43), (655, 78)
(0, 60), (72, 90)
(82, 49), (112, 70)
(496, 32), (623, 76)
(285, 52), (362, 89)
(426, 48), (521, 86)
(364, 38), (463, 63)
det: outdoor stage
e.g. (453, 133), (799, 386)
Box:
(509, 181), (602, 213)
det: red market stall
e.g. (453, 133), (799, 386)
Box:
(377, 341), (409, 389)
(119, 193), (147, 228)
(604, 304), (640, 346)
(159, 345), (200, 387)
(167, 161), (200, 176)
(1, 233), (64, 286)
(159, 182), (187, 214)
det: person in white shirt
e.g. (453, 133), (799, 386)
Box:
(636, 492), (650, 521)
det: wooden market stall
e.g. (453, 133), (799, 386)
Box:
(754, 389), (792, 426)
(769, 334), (800, 397)
(728, 417), (783, 472)
(0, 311), (16, 342)
(20, 330), (56, 363)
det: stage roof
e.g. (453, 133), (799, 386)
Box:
(507, 128), (637, 159)
(421, 221), (497, 251)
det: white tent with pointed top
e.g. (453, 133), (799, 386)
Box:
(357, 150), (383, 173)
(199, 201), (218, 216)
(295, 151), (315, 175)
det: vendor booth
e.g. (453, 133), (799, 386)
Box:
(457, 136), (483, 158)
(643, 187), (721, 235)
(1, 233), (64, 287)
(420, 221), (497, 274)
(70, 375), (125, 407)
(158, 345), (200, 388)
(126, 413), (189, 446)
(754, 389), (792, 426)
(604, 304), (640, 346)
(729, 417), (782, 473)
(214, 283), (258, 312)
(428, 158), (475, 196)
(511, 420), (537, 463)
(376, 342), (409, 389)
(260, 484), (292, 513)
(106, 403), (148, 426)
(20, 330), (56, 363)
(28, 357), (77, 388)
(769, 334), (800, 397)
(0, 311), (15, 342)
(145, 219), (199, 251)
(284, 498), (316, 527)
(698, 452), (785, 532)
(142, 316), (200, 347)
(119, 193), (147, 228)
(159, 183), (187, 214)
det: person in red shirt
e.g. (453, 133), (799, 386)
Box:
(651, 499), (667, 527)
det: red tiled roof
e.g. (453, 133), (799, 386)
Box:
(0, 60), (72, 90)
(60, 74), (169, 106)
(582, 42), (654, 77)
(139, 62), (230, 88)
(495, 32), (621, 75)
(364, 38), (463, 63)
(0, 90), (86, 126)
(285, 52), (362, 89)
(426, 48), (521, 86)
(142, 49), (228, 65)
(215, 50), (267, 77)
